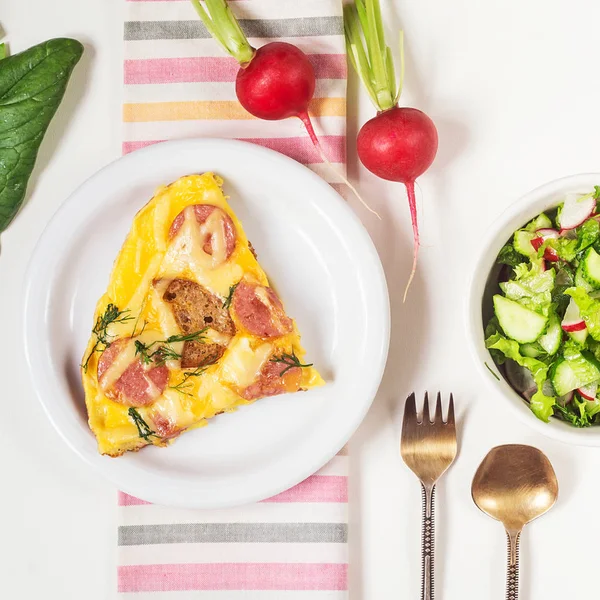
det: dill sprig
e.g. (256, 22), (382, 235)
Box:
(270, 350), (313, 377)
(222, 282), (239, 309)
(82, 304), (133, 372)
(134, 328), (209, 366)
(169, 366), (207, 396)
(128, 407), (160, 441)
(165, 329), (209, 344)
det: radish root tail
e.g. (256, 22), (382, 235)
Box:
(403, 180), (419, 302)
(297, 112), (381, 219)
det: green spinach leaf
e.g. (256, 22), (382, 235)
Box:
(0, 38), (83, 232)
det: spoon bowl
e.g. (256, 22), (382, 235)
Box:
(472, 444), (558, 600)
(472, 444), (558, 531)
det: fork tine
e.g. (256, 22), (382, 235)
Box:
(422, 391), (430, 423)
(434, 392), (443, 423)
(447, 393), (455, 426)
(402, 393), (417, 430)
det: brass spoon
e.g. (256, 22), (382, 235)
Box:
(471, 445), (558, 600)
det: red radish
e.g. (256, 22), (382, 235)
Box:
(190, 0), (378, 217)
(530, 237), (544, 252)
(561, 298), (586, 332)
(536, 228), (560, 239)
(557, 192), (596, 230)
(534, 228), (560, 261)
(578, 383), (598, 401)
(530, 235), (559, 262)
(345, 0), (438, 299)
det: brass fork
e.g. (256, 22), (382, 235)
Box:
(401, 393), (457, 600)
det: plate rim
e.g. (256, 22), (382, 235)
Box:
(23, 137), (391, 507)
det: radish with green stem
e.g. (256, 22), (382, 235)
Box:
(190, 0), (379, 217)
(345, 0), (438, 298)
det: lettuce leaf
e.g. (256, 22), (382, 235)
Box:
(545, 237), (579, 262)
(486, 332), (555, 421)
(500, 262), (554, 315)
(543, 219), (600, 262)
(497, 242), (526, 268)
(576, 218), (600, 253)
(554, 395), (600, 427)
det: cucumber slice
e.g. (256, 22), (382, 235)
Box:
(551, 353), (600, 396)
(569, 328), (589, 345)
(513, 230), (537, 257)
(520, 343), (545, 358)
(526, 213), (553, 231)
(581, 247), (600, 289)
(551, 360), (578, 396)
(575, 262), (595, 292)
(538, 312), (562, 355)
(493, 295), (548, 344)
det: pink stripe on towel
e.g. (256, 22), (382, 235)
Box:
(118, 562), (348, 592)
(124, 54), (347, 85)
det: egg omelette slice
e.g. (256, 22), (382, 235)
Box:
(81, 173), (324, 456)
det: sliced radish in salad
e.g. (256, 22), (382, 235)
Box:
(530, 229), (560, 262)
(530, 236), (559, 262)
(557, 193), (596, 230)
(578, 383), (598, 401)
(535, 229), (560, 261)
(530, 237), (544, 251)
(544, 248), (559, 262)
(561, 298), (587, 332)
(536, 228), (560, 239)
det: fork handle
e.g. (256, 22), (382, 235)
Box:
(420, 483), (435, 600)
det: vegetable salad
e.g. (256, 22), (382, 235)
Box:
(486, 187), (600, 427)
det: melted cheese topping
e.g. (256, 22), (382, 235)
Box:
(151, 279), (182, 337)
(201, 208), (228, 266)
(151, 389), (197, 430)
(205, 328), (232, 346)
(81, 173), (324, 457)
(220, 337), (273, 388)
(159, 207), (244, 298)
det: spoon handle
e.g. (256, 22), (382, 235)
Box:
(420, 483), (435, 600)
(505, 530), (520, 600)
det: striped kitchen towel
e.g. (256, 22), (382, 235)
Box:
(118, 0), (348, 596)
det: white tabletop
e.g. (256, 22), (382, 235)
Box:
(3, 0), (600, 598)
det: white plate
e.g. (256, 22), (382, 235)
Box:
(23, 138), (390, 508)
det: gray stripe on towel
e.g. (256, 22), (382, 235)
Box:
(119, 522), (348, 545)
(124, 17), (343, 41)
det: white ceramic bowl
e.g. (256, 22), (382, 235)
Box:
(467, 173), (600, 446)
